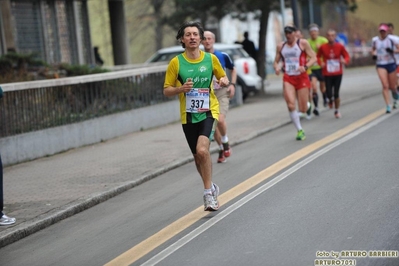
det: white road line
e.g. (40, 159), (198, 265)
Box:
(141, 113), (390, 266)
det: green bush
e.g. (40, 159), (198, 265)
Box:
(0, 52), (109, 83)
(0, 52), (47, 83)
(59, 63), (109, 76)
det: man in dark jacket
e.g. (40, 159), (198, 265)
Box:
(242, 31), (257, 61)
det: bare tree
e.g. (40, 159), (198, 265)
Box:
(151, 0), (165, 50)
(163, 0), (357, 86)
(164, 0), (235, 30)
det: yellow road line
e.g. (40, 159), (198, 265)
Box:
(105, 109), (384, 266)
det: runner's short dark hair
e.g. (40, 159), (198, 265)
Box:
(176, 21), (205, 48)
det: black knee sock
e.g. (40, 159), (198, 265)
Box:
(313, 93), (319, 108)
(323, 92), (328, 102)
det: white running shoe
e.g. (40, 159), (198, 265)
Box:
(299, 112), (312, 120)
(203, 183), (220, 211)
(212, 183), (220, 200)
(0, 214), (16, 226)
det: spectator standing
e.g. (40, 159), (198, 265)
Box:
(94, 46), (104, 66)
(241, 32), (257, 61)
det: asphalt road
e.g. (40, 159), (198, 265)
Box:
(1, 72), (399, 266)
(143, 100), (399, 266)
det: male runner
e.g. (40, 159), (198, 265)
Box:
(317, 29), (350, 118)
(274, 25), (317, 140)
(308, 23), (328, 115)
(163, 21), (229, 211)
(202, 31), (237, 163)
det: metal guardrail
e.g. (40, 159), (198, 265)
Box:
(346, 46), (372, 59)
(345, 46), (374, 68)
(0, 64), (170, 138)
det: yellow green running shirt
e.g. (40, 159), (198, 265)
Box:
(308, 36), (328, 70)
(164, 51), (226, 124)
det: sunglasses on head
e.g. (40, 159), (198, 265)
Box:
(284, 26), (297, 33)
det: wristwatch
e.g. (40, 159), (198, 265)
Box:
(230, 83), (236, 87)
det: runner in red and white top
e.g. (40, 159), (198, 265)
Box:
(274, 25), (316, 141)
(317, 29), (350, 118)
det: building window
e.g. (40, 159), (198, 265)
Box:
(9, 0), (91, 65)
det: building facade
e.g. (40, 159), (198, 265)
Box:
(0, 0), (93, 65)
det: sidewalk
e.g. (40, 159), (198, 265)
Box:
(0, 67), (379, 247)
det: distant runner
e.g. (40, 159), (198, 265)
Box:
(371, 23), (399, 113)
(317, 29), (350, 118)
(202, 31), (237, 163)
(308, 23), (328, 115)
(274, 25), (317, 140)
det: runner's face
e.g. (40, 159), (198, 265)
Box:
(182, 27), (201, 49)
(310, 30), (319, 39)
(202, 32), (215, 51)
(285, 31), (296, 43)
(327, 32), (336, 43)
(379, 30), (387, 38)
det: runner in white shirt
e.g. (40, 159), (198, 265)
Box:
(371, 23), (399, 113)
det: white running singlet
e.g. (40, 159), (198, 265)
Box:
(372, 35), (398, 65)
(280, 40), (306, 76)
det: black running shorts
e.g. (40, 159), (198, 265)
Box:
(182, 117), (217, 154)
(309, 68), (325, 82)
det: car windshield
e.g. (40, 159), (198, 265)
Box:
(147, 51), (183, 63)
(217, 47), (250, 61)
